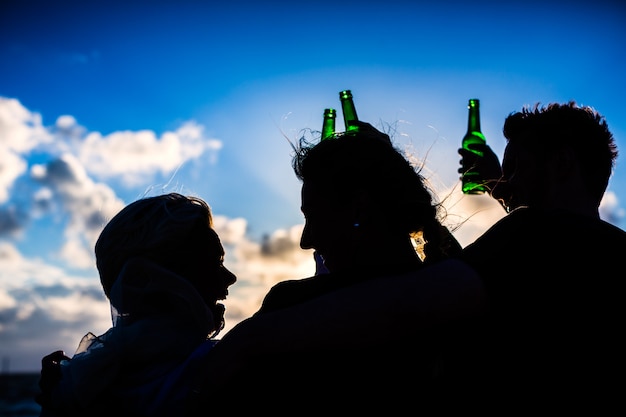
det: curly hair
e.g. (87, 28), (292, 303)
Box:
(291, 125), (460, 263)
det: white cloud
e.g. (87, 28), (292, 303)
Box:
(600, 190), (624, 226)
(31, 153), (125, 268)
(78, 121), (223, 186)
(0, 98), (52, 204)
(0, 287), (17, 313)
(0, 148), (27, 204)
(0, 242), (110, 371)
(437, 186), (505, 248)
(0, 97), (52, 153)
(0, 241), (25, 271)
(213, 215), (247, 245)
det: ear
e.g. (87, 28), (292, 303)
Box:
(350, 188), (372, 226)
(554, 146), (580, 181)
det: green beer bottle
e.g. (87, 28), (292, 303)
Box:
(461, 98), (488, 194)
(321, 108), (336, 141)
(339, 90), (359, 132)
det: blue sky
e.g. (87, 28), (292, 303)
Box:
(1, 0), (625, 372)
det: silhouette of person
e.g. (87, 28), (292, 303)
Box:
(189, 121), (485, 413)
(258, 120), (463, 310)
(456, 101), (626, 411)
(36, 193), (236, 417)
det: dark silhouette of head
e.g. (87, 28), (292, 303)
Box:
(494, 101), (617, 216)
(291, 121), (459, 274)
(94, 193), (236, 332)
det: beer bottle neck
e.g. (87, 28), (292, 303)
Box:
(467, 100), (481, 132)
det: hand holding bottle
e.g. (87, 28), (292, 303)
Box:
(35, 350), (71, 407)
(348, 120), (391, 144)
(457, 142), (502, 195)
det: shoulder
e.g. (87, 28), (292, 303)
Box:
(395, 258), (481, 286)
(423, 258), (479, 275)
(355, 259), (484, 307)
(263, 275), (322, 298)
(257, 274), (336, 314)
(407, 259), (484, 299)
(469, 207), (535, 241)
(547, 210), (626, 244)
(592, 218), (626, 239)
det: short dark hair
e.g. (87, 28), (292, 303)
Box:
(503, 101), (618, 203)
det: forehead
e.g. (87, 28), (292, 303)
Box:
(202, 227), (224, 256)
(301, 182), (327, 205)
(300, 181), (343, 210)
(502, 141), (535, 170)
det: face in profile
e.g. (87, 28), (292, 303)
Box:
(192, 228), (237, 307)
(299, 181), (356, 274)
(494, 141), (546, 211)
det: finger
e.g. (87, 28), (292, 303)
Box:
(43, 350), (68, 365)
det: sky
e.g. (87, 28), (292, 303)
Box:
(1, 0), (625, 373)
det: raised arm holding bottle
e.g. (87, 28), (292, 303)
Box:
(458, 98), (506, 208)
